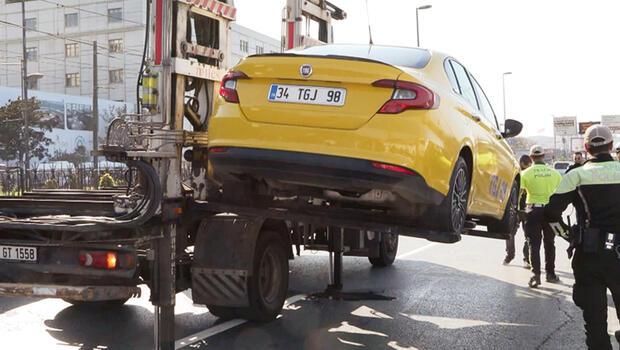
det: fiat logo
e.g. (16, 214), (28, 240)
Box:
(300, 64), (313, 78)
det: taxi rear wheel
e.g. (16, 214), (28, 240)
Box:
(431, 157), (470, 234)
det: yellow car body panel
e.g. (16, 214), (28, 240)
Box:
(208, 47), (519, 220)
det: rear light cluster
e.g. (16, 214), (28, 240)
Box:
(372, 162), (416, 175)
(372, 79), (438, 114)
(79, 251), (134, 270)
(219, 71), (249, 103)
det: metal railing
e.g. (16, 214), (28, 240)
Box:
(0, 165), (129, 195)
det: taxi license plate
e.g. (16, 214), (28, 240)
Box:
(0, 245), (37, 262)
(268, 84), (346, 106)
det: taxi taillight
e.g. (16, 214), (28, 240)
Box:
(219, 71), (249, 103)
(372, 79), (438, 114)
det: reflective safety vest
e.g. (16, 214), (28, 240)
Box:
(520, 163), (562, 205)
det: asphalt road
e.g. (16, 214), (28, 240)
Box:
(1, 228), (619, 350)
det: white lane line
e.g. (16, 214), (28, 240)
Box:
(175, 319), (246, 349)
(175, 294), (307, 349)
(396, 242), (437, 260)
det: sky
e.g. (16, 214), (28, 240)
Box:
(233, 0), (620, 136)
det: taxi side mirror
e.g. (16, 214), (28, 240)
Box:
(502, 119), (523, 139)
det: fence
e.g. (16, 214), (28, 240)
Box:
(0, 161), (194, 196)
(0, 164), (128, 195)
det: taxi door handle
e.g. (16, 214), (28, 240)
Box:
(457, 106), (481, 122)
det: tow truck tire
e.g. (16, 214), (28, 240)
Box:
(237, 230), (289, 322)
(63, 298), (129, 309)
(368, 232), (399, 267)
(487, 180), (519, 235)
(206, 305), (237, 320)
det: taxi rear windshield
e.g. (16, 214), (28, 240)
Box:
(290, 44), (431, 69)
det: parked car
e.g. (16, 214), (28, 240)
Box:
(553, 161), (571, 174)
(207, 44), (522, 237)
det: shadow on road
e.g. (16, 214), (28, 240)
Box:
(184, 257), (590, 350)
(43, 300), (220, 349)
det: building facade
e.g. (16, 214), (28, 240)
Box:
(0, 0), (146, 103)
(0, 0), (280, 104)
(229, 23), (280, 66)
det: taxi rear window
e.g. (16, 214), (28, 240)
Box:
(290, 44), (431, 69)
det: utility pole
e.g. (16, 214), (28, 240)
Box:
(415, 5), (432, 47)
(21, 0), (29, 189)
(92, 41), (99, 178)
(502, 72), (512, 128)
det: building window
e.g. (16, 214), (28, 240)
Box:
(25, 47), (37, 61)
(109, 69), (124, 84)
(256, 46), (264, 54)
(65, 43), (79, 57)
(65, 13), (78, 27)
(108, 8), (123, 23)
(109, 39), (123, 53)
(66, 73), (80, 87)
(240, 40), (248, 53)
(24, 18), (36, 30)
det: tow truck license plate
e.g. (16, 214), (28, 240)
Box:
(0, 245), (37, 262)
(268, 84), (346, 106)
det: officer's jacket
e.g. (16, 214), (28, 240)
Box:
(545, 153), (620, 232)
(520, 163), (562, 205)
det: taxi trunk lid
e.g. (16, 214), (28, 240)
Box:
(233, 55), (404, 130)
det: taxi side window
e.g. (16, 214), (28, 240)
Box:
(444, 60), (460, 94)
(449, 60), (480, 110)
(470, 75), (500, 131)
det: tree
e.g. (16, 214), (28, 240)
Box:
(52, 144), (89, 168)
(0, 98), (58, 164)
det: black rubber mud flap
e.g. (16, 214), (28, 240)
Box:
(191, 214), (263, 307)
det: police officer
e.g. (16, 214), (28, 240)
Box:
(504, 154), (532, 267)
(520, 145), (562, 288)
(545, 125), (620, 349)
(567, 151), (585, 173)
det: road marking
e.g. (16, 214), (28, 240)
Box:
(175, 294), (306, 349)
(396, 242), (437, 260)
(400, 313), (533, 330)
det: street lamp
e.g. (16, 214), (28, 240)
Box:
(416, 5), (432, 47)
(26, 72), (44, 89)
(502, 71), (512, 126)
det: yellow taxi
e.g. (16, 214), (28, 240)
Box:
(207, 44), (522, 238)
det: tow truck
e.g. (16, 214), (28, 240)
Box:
(0, 1), (505, 349)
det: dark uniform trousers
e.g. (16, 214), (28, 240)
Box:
(505, 222), (530, 261)
(572, 249), (620, 349)
(523, 207), (555, 275)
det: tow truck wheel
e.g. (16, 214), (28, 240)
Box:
(206, 305), (237, 320)
(63, 298), (129, 309)
(237, 230), (289, 322)
(368, 232), (399, 267)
